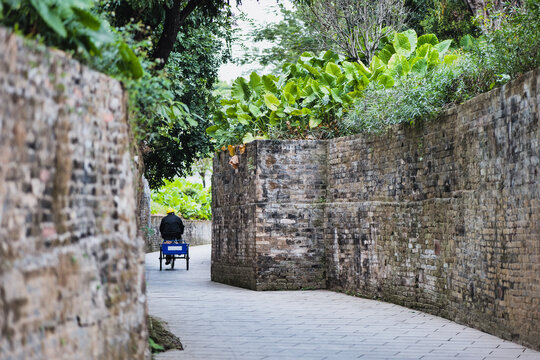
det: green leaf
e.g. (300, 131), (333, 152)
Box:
(283, 81), (298, 98)
(30, 0), (67, 38)
(417, 34), (439, 47)
(322, 50), (339, 62)
(249, 72), (263, 95)
(387, 54), (410, 77)
(185, 116), (197, 127)
(309, 117), (322, 128)
(392, 33), (412, 57)
(355, 61), (371, 76)
(330, 88), (343, 104)
(300, 52), (315, 62)
(377, 74), (395, 88)
(434, 40), (452, 55)
(378, 47), (393, 64)
(231, 77), (251, 101)
(263, 93), (281, 111)
(402, 29), (418, 54)
(206, 125), (219, 134)
(460, 35), (475, 51)
(320, 72), (336, 87)
(149, 338), (165, 351)
(262, 75), (278, 93)
(289, 108), (303, 116)
(248, 104), (262, 118)
(72, 7), (101, 31)
(284, 91), (296, 105)
(410, 57), (427, 75)
(242, 133), (255, 144)
(416, 44), (433, 58)
(325, 62), (342, 77)
(427, 48), (440, 65)
(221, 99), (240, 106)
(443, 54), (458, 65)
(237, 113), (252, 125)
(118, 42), (143, 79)
(302, 63), (320, 76)
(269, 111), (279, 125)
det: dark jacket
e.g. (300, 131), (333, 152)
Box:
(160, 213), (184, 240)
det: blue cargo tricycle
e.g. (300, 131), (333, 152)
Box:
(159, 240), (189, 271)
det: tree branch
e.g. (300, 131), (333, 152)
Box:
(152, 0), (209, 69)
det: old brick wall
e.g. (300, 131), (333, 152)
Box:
(211, 141), (327, 290)
(211, 145), (258, 289)
(0, 28), (147, 359)
(211, 68), (539, 349)
(325, 69), (540, 349)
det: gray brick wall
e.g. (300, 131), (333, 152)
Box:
(211, 141), (327, 290)
(0, 28), (147, 359)
(211, 68), (540, 350)
(326, 69), (540, 350)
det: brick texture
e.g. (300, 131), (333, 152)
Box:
(0, 28), (147, 359)
(212, 140), (327, 290)
(212, 68), (540, 350)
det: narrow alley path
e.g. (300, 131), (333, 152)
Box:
(146, 245), (539, 360)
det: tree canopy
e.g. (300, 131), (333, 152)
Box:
(97, 0), (237, 188)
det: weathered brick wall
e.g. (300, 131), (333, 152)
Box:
(211, 146), (258, 289)
(254, 141), (327, 290)
(212, 68), (539, 349)
(0, 28), (147, 359)
(326, 69), (539, 349)
(145, 215), (211, 252)
(211, 141), (327, 290)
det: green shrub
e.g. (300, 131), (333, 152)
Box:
(0, 0), (142, 79)
(471, 0), (540, 84)
(208, 29), (457, 147)
(151, 179), (211, 220)
(342, 54), (475, 133)
(345, 0), (540, 134)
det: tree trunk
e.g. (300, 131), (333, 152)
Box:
(463, 0), (487, 16)
(463, 0), (522, 31)
(152, 0), (204, 69)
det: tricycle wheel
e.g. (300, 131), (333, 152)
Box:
(159, 248), (163, 271)
(171, 256), (175, 269)
(186, 248), (189, 271)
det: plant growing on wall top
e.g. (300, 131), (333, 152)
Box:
(207, 29), (460, 149)
(0, 0), (142, 79)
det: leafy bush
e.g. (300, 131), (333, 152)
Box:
(342, 54), (474, 133)
(151, 179), (211, 220)
(470, 0), (540, 84)
(208, 29), (458, 147)
(345, 0), (540, 134)
(0, 0), (142, 78)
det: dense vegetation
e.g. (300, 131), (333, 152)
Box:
(150, 179), (211, 220)
(0, 0), (234, 189)
(209, 0), (540, 148)
(1, 0), (538, 214)
(208, 29), (458, 147)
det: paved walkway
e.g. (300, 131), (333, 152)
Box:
(146, 245), (540, 360)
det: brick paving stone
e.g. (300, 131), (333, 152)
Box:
(147, 245), (540, 360)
